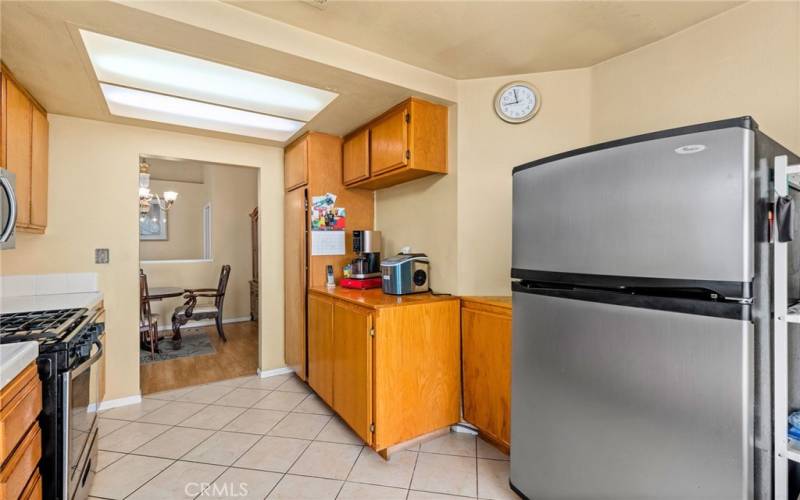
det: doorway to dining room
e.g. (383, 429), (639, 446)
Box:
(137, 155), (259, 394)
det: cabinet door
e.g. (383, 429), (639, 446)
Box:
(6, 77), (31, 225)
(30, 107), (47, 228)
(284, 188), (307, 379)
(462, 306), (511, 449)
(307, 294), (334, 405)
(1, 73), (7, 168)
(342, 129), (370, 185)
(332, 302), (372, 444)
(369, 107), (408, 176)
(284, 137), (308, 191)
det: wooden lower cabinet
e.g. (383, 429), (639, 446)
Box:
(0, 362), (43, 500)
(307, 287), (460, 453)
(331, 301), (373, 444)
(461, 297), (512, 453)
(307, 293), (334, 406)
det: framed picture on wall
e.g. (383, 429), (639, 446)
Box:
(140, 203), (168, 240)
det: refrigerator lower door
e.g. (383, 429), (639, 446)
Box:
(511, 289), (753, 500)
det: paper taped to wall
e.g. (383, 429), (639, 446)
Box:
(311, 230), (345, 256)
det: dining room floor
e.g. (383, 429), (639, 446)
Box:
(90, 372), (516, 500)
(139, 321), (258, 395)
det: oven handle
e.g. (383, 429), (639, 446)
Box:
(71, 339), (104, 379)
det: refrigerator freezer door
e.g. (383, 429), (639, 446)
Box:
(510, 290), (753, 500)
(512, 127), (754, 286)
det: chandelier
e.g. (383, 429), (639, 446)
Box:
(139, 160), (178, 214)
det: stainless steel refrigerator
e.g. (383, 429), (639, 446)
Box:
(510, 117), (799, 500)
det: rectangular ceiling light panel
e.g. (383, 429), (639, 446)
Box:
(101, 83), (304, 141)
(80, 29), (337, 135)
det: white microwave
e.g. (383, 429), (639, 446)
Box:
(1, 169), (16, 250)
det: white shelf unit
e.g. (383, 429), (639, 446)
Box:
(774, 155), (800, 500)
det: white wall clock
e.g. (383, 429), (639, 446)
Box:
(494, 81), (541, 124)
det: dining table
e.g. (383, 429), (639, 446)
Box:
(145, 286), (186, 348)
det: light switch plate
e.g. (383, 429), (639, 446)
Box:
(95, 248), (109, 264)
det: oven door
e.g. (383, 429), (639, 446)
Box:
(0, 169), (17, 250)
(64, 338), (102, 500)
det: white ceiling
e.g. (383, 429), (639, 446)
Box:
(1, 1), (743, 145)
(227, 1), (743, 79)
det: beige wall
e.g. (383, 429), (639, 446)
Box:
(374, 106), (459, 293)
(591, 1), (800, 151)
(455, 69), (593, 295)
(0, 115), (283, 401)
(139, 179), (209, 261)
(375, 1), (800, 297)
(142, 164), (258, 323)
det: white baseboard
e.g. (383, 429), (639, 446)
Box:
(257, 366), (294, 378)
(94, 394), (143, 412)
(156, 316), (251, 331)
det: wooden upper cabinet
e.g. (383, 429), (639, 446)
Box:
(30, 107), (48, 228)
(1, 73), (6, 168)
(5, 76), (32, 226)
(369, 106), (408, 176)
(332, 302), (373, 445)
(342, 128), (370, 185)
(1, 65), (48, 233)
(343, 98), (447, 190)
(284, 136), (308, 191)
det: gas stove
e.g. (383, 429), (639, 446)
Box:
(0, 308), (87, 347)
(0, 306), (105, 500)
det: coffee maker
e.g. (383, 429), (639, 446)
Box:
(351, 230), (381, 278)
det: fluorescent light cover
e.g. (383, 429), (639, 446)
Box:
(80, 29), (337, 122)
(101, 83), (304, 141)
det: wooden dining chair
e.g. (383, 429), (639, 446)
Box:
(139, 269), (159, 358)
(171, 265), (231, 343)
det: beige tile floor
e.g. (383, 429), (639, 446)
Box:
(89, 373), (518, 500)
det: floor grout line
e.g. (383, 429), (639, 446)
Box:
(95, 374), (510, 499)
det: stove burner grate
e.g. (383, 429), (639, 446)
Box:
(0, 308), (87, 343)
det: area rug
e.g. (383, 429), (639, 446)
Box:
(140, 328), (216, 364)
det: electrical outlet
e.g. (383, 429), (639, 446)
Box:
(95, 248), (109, 264)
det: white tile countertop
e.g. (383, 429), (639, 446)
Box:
(0, 272), (103, 314)
(0, 291), (104, 314)
(0, 341), (38, 389)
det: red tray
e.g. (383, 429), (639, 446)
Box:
(340, 277), (383, 289)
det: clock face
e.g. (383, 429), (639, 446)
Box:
(495, 83), (540, 123)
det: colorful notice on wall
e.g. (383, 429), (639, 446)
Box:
(311, 193), (346, 230)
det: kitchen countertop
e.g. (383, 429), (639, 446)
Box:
(0, 341), (38, 389)
(0, 291), (104, 314)
(460, 296), (512, 310)
(309, 286), (459, 309)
